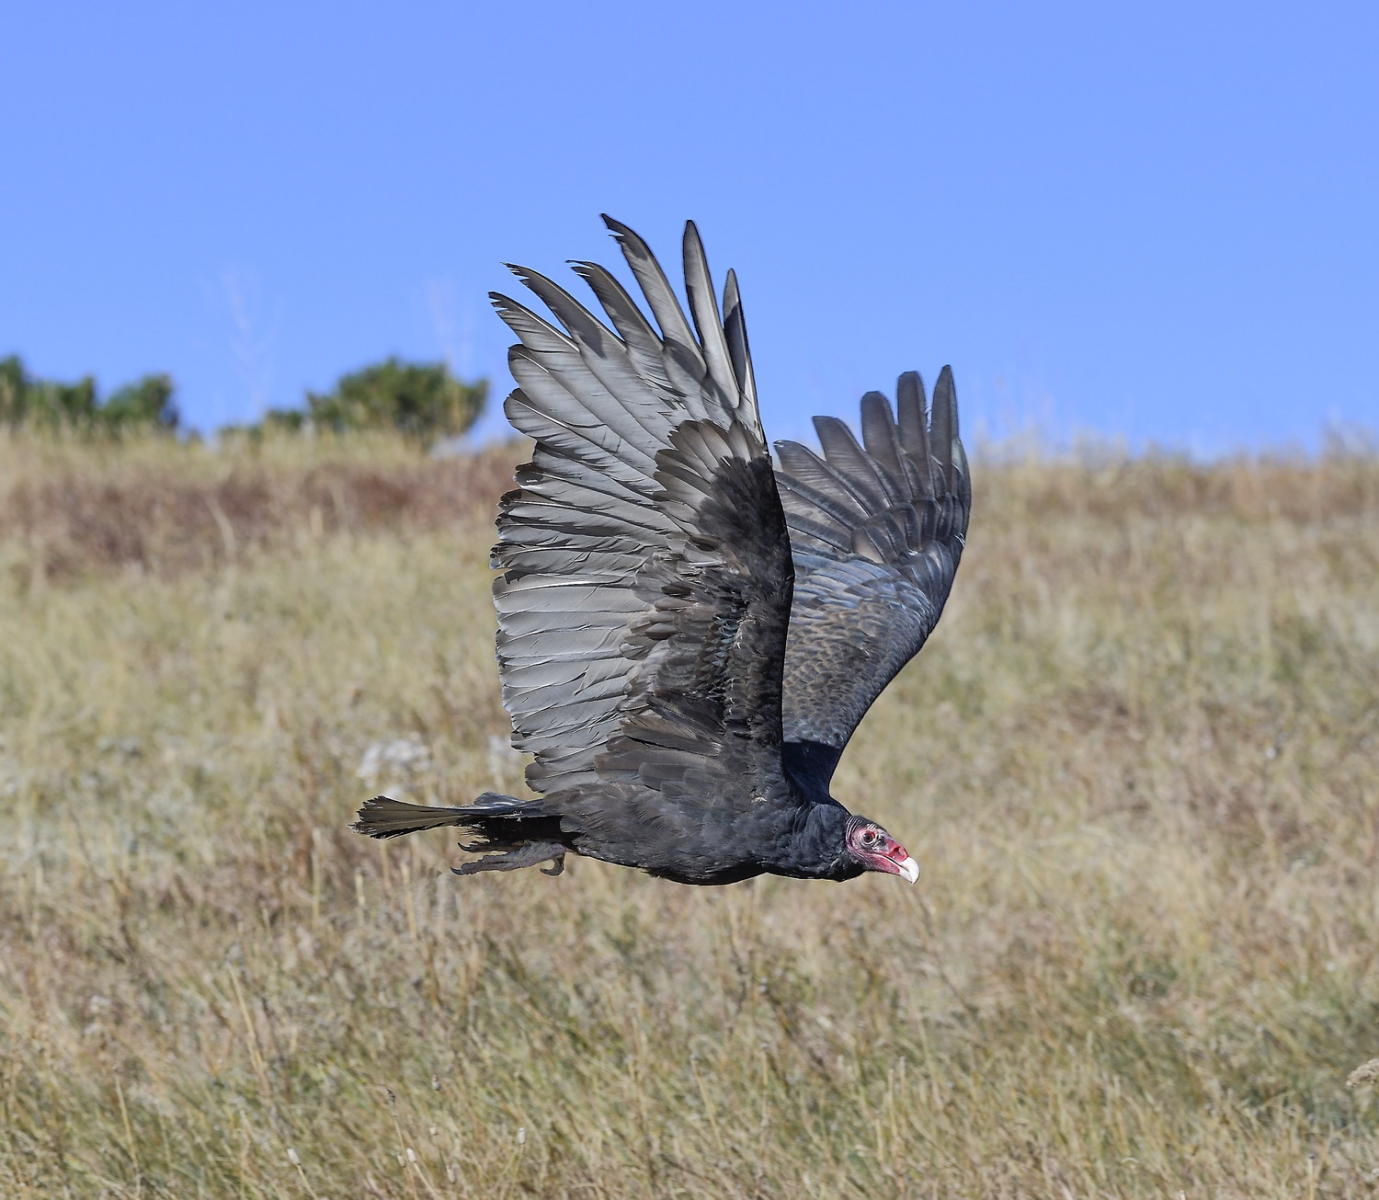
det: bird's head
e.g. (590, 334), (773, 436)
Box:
(844, 814), (919, 883)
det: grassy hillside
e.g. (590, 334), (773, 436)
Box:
(2, 434), (1377, 1198)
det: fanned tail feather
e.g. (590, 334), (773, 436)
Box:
(352, 793), (569, 877)
(352, 793), (533, 840)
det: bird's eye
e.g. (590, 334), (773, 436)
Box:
(860, 827), (878, 847)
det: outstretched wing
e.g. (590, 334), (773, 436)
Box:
(774, 369), (971, 788)
(491, 217), (796, 824)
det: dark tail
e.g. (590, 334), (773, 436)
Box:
(351, 792), (530, 840)
(351, 793), (569, 876)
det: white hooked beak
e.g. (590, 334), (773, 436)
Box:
(896, 856), (920, 884)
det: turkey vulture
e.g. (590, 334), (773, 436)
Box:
(353, 217), (971, 886)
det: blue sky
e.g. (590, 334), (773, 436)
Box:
(4, 1), (1375, 453)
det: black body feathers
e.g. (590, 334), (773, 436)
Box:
(351, 219), (971, 885)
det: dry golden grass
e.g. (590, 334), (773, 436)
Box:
(1, 433), (1377, 1198)
(0, 432), (516, 584)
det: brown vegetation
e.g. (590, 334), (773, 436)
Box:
(0, 435), (516, 584)
(1, 434), (1376, 1197)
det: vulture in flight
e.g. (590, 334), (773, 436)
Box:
(353, 218), (971, 886)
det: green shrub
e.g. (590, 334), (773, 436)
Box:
(0, 355), (178, 435)
(305, 357), (486, 445)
